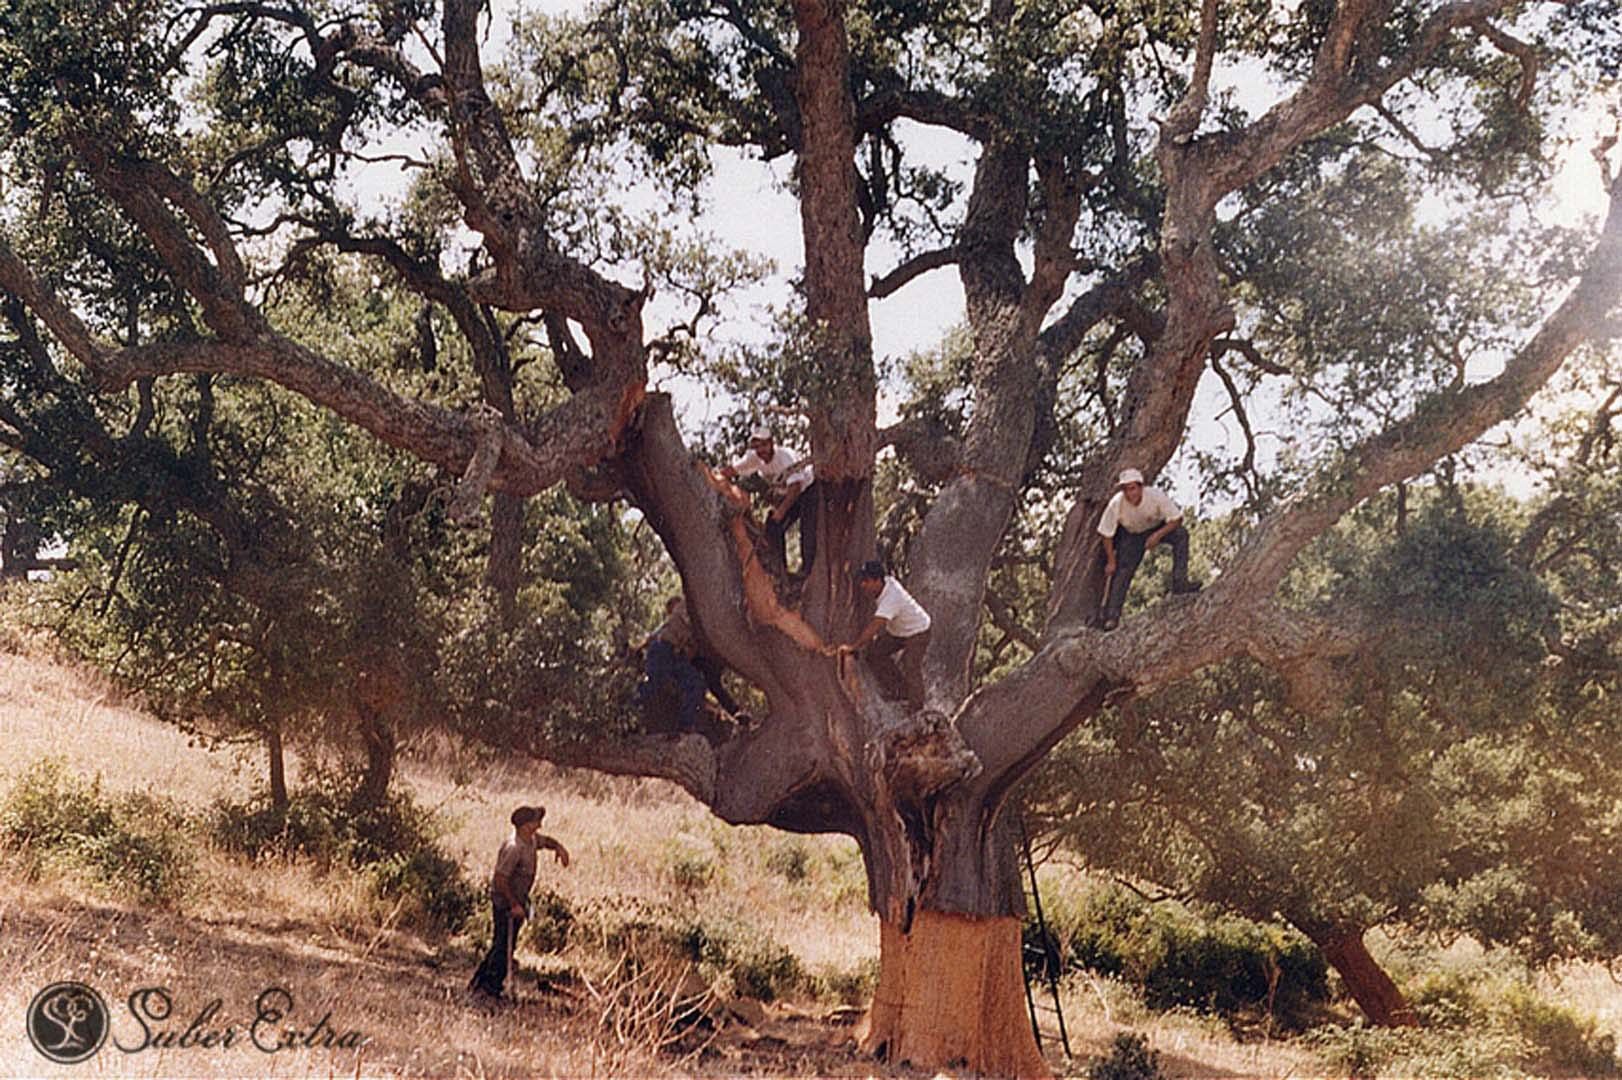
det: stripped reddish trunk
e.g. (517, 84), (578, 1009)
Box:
(1309, 926), (1418, 1027)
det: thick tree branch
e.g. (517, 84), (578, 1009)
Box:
(1473, 19), (1539, 107)
(1045, 2), (1532, 633)
(984, 586), (1039, 654)
(532, 733), (718, 806)
(855, 87), (998, 142)
(1161, 0), (1219, 140)
(0, 239), (639, 498)
(869, 246), (961, 299)
(999, 165), (1622, 797)
(1035, 257), (1161, 364)
(878, 415), (963, 484)
(1222, 167), (1622, 596)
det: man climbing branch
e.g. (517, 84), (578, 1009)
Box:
(1098, 468), (1201, 631)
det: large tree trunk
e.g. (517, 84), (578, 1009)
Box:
(1308, 925), (1417, 1027)
(861, 911), (1049, 1077)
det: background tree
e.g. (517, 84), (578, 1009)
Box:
(1026, 475), (1622, 1027)
(0, 0), (1619, 1073)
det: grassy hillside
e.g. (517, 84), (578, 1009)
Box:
(2, 609), (1618, 1078)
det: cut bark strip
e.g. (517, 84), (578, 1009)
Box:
(725, 514), (825, 652)
(859, 910), (1051, 1078)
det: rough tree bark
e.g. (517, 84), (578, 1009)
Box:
(1306, 925), (1419, 1028)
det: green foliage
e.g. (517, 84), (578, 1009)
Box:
(1497, 983), (1618, 1077)
(1308, 1022), (1534, 1080)
(1034, 486), (1622, 1007)
(1409, 965), (1619, 1076)
(673, 916), (805, 1002)
(1039, 881), (1327, 1026)
(764, 839), (813, 884)
(1086, 1032), (1166, 1080)
(807, 957), (880, 1006)
(1, 758), (193, 901)
(209, 779), (476, 933)
(668, 850), (717, 892)
(524, 888), (576, 954)
(593, 901), (806, 1003)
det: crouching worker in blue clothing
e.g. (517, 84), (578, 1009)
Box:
(634, 596), (739, 735)
(1098, 468), (1201, 631)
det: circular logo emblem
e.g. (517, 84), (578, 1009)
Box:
(26, 982), (109, 1064)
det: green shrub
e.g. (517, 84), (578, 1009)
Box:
(765, 840), (812, 884)
(1087, 1032), (1166, 1080)
(1408, 968), (1491, 1029)
(1, 758), (193, 902)
(1041, 883), (1327, 1025)
(209, 789), (344, 863)
(525, 888), (576, 954)
(729, 935), (805, 1001)
(367, 845), (478, 933)
(1308, 1022), (1534, 1080)
(210, 780), (476, 933)
(809, 958), (879, 1005)
(669, 851), (716, 891)
(1496, 983), (1617, 1076)
(599, 908), (806, 1003)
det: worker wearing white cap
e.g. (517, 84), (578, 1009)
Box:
(1096, 468), (1200, 630)
(720, 426), (817, 573)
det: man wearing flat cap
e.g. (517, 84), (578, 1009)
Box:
(720, 426), (817, 574)
(1097, 468), (1201, 631)
(469, 804), (570, 999)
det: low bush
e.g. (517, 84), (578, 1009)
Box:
(0, 758), (193, 901)
(210, 778), (475, 933)
(675, 915), (805, 1001)
(1496, 982), (1617, 1076)
(1407, 963), (1617, 1075)
(1308, 1022), (1533, 1080)
(1040, 882), (1327, 1026)
(808, 958), (879, 1005)
(669, 851), (716, 891)
(1087, 1032), (1166, 1080)
(765, 840), (813, 884)
(525, 888), (576, 954)
(592, 903), (807, 1003)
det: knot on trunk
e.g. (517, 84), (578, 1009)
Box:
(875, 709), (982, 802)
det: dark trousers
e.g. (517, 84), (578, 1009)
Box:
(765, 483), (818, 574)
(637, 640), (707, 730)
(864, 628), (930, 710)
(1101, 522), (1192, 622)
(470, 900), (523, 996)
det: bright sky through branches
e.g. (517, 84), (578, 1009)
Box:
(341, 0), (1616, 506)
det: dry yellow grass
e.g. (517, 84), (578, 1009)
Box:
(0, 632), (895, 1078)
(0, 649), (254, 806)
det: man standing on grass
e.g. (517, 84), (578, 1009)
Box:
(1097, 468), (1201, 631)
(469, 805), (570, 999)
(835, 561), (933, 712)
